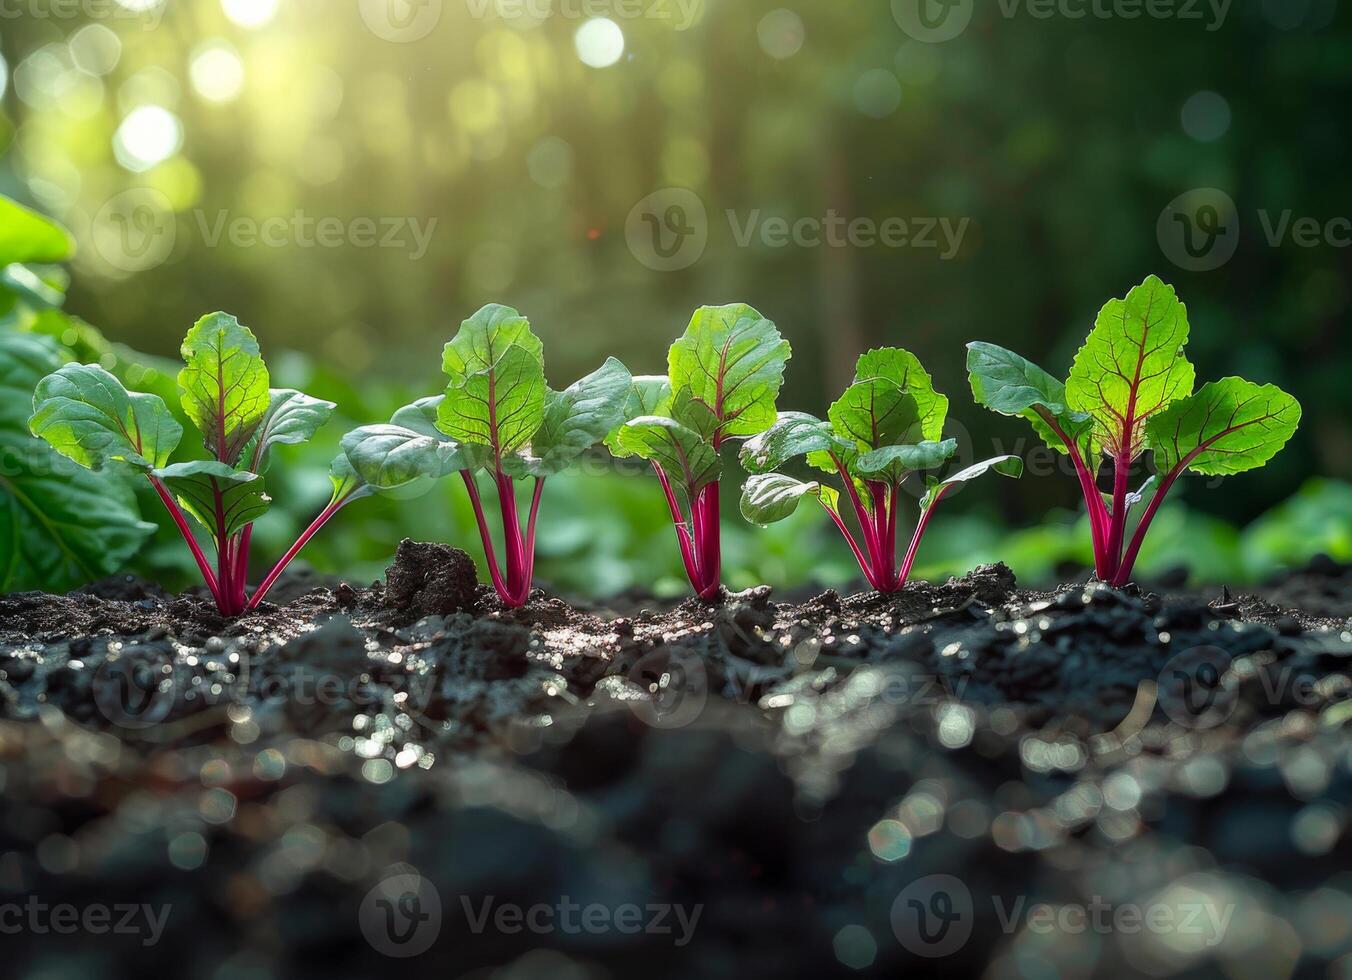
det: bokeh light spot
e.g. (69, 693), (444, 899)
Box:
(222, 0), (279, 29)
(758, 9), (805, 60)
(190, 41), (245, 103)
(70, 24), (123, 77)
(114, 105), (184, 171)
(1181, 90), (1232, 142)
(833, 925), (877, 970)
(853, 69), (901, 118)
(575, 19), (625, 69)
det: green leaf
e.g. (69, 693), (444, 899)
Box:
(1, 332), (154, 592)
(966, 341), (1092, 455)
(1066, 275), (1196, 459)
(854, 439), (959, 479)
(921, 455), (1024, 511)
(740, 473), (839, 526)
(854, 348), (948, 441)
(740, 412), (851, 474)
(436, 343), (546, 457)
(328, 454), (371, 503)
(341, 423), (466, 492)
(441, 304), (543, 380)
(504, 357), (632, 477)
(667, 303), (791, 441)
(30, 363), (182, 471)
(605, 375), (672, 457)
(178, 312), (272, 464)
(393, 396), (490, 471)
(828, 378), (923, 455)
(0, 195), (76, 266)
(615, 416), (720, 493)
(153, 461), (270, 540)
(1145, 378), (1301, 477)
(244, 389), (336, 472)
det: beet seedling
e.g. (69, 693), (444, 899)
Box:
(30, 312), (372, 615)
(341, 304), (631, 607)
(606, 304), (791, 600)
(740, 348), (1022, 592)
(967, 275), (1301, 588)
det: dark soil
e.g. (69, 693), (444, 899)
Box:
(1, 542), (1349, 979)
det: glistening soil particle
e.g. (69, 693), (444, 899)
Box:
(0, 550), (1349, 978)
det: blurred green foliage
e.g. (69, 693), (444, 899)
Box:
(1, 1), (1348, 595)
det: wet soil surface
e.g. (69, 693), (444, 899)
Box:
(1, 540), (1349, 979)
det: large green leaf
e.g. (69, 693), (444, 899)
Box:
(854, 348), (948, 442)
(392, 395), (491, 471)
(178, 312), (272, 464)
(605, 375), (672, 457)
(615, 416), (720, 493)
(667, 303), (791, 441)
(966, 341), (1092, 455)
(740, 411), (851, 474)
(740, 473), (838, 526)
(30, 363), (182, 471)
(1066, 275), (1195, 459)
(1145, 378), (1301, 477)
(436, 343), (546, 457)
(921, 455), (1024, 511)
(0, 195), (76, 266)
(243, 389), (336, 472)
(827, 378), (923, 454)
(854, 439), (959, 479)
(153, 461), (270, 541)
(341, 423), (466, 492)
(1, 333), (154, 592)
(505, 356), (632, 478)
(441, 304), (543, 380)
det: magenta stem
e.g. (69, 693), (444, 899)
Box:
(247, 494), (350, 609)
(653, 462), (702, 591)
(461, 470), (509, 600)
(896, 485), (952, 587)
(148, 475), (223, 606)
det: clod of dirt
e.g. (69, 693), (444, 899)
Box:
(383, 539), (479, 621)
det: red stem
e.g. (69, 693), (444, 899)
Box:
(247, 494), (350, 609)
(460, 470), (509, 600)
(693, 482), (721, 599)
(493, 467), (529, 606)
(521, 477), (545, 600)
(1103, 452), (1132, 581)
(1039, 410), (1113, 579)
(235, 525), (253, 604)
(896, 485), (952, 587)
(821, 501), (880, 590)
(148, 475), (223, 607)
(831, 453), (881, 569)
(653, 462), (702, 590)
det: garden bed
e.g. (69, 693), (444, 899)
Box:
(1, 543), (1349, 978)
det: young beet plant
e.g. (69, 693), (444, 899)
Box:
(29, 313), (373, 616)
(607, 304), (791, 600)
(967, 274), (1302, 588)
(739, 348), (1022, 592)
(339, 304), (631, 608)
